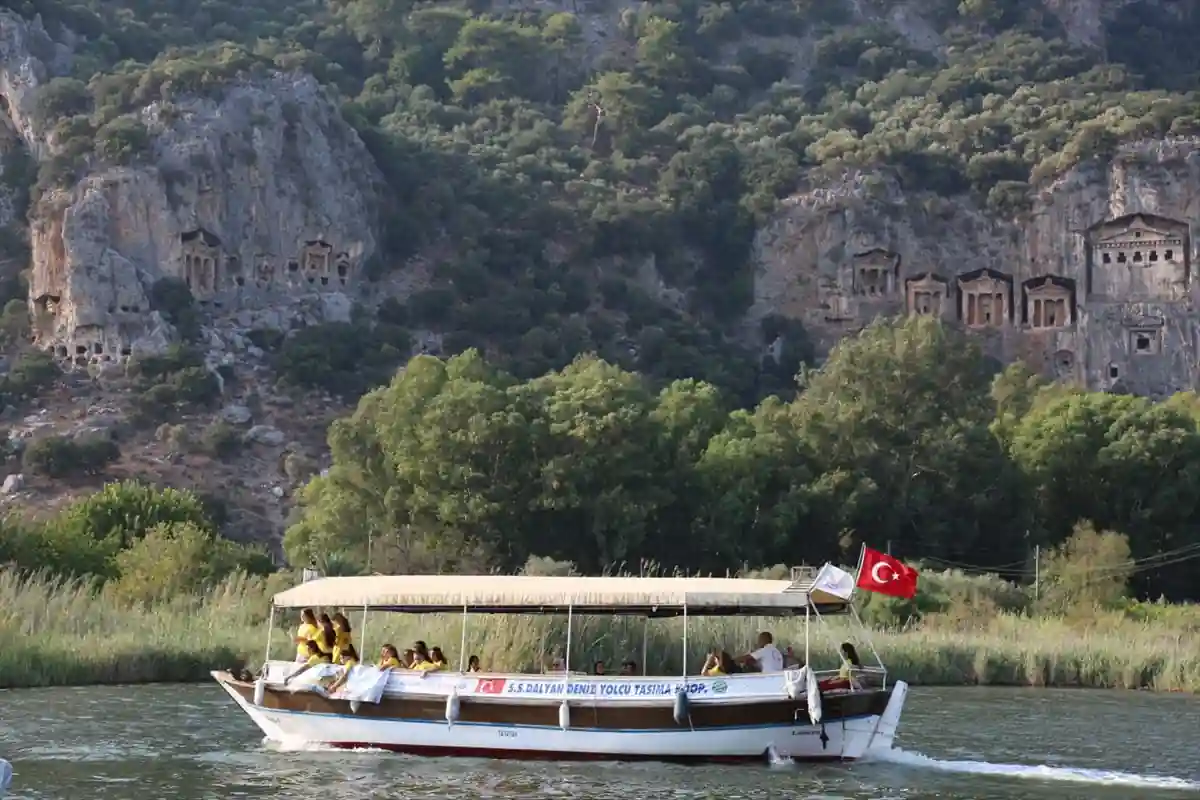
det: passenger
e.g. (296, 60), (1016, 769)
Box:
(315, 613), (336, 659)
(284, 640), (329, 684)
(413, 640), (430, 662)
(293, 608), (319, 662)
(839, 642), (864, 688)
(378, 644), (403, 670)
(783, 646), (801, 669)
(619, 660), (637, 676)
(401, 648), (416, 668)
(738, 631), (784, 673)
(412, 650), (439, 672)
(326, 644), (361, 694)
(702, 650), (738, 676)
(331, 612), (353, 663)
(428, 647), (448, 670)
(594, 660), (606, 675)
(340, 643), (361, 668)
(466, 655), (481, 673)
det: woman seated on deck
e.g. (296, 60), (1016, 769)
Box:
(331, 612), (353, 663)
(410, 650), (439, 672)
(293, 608), (319, 662)
(284, 640), (332, 684)
(428, 647), (448, 670)
(701, 650), (739, 676)
(838, 642), (865, 689)
(466, 655), (481, 673)
(326, 644), (361, 694)
(378, 644), (403, 670)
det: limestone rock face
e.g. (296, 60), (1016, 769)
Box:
(24, 72), (384, 365)
(749, 139), (1200, 398)
(0, 11), (72, 158)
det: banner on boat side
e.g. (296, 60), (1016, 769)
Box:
(473, 678), (713, 698)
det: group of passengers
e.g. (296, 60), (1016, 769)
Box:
(283, 612), (866, 690)
(697, 632), (866, 687)
(285, 607), (481, 688)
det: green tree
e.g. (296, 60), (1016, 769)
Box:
(792, 317), (1025, 565)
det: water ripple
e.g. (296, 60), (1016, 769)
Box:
(2, 685), (1199, 800)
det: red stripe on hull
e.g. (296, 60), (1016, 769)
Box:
(322, 742), (853, 764)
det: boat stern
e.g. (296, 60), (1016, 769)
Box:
(864, 679), (907, 755)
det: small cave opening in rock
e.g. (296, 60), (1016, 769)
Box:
(337, 263), (348, 278)
(288, 260), (299, 272)
(235, 276), (245, 286)
(55, 345), (68, 358)
(320, 276), (328, 285)
(120, 346), (132, 357)
(93, 342), (103, 355)
(75, 344), (87, 355)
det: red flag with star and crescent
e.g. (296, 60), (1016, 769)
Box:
(856, 547), (919, 599)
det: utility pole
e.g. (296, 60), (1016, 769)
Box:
(886, 540), (892, 556)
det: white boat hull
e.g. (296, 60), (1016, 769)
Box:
(214, 670), (907, 763)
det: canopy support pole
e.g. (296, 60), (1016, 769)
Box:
(264, 605), (276, 668)
(563, 603), (574, 697)
(642, 616), (648, 676)
(359, 529), (374, 659)
(804, 603), (810, 668)
(681, 603), (688, 677)
(458, 600), (468, 672)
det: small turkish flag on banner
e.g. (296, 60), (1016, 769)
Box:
(856, 547), (919, 599)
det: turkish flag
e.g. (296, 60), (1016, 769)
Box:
(476, 678), (507, 694)
(856, 547), (919, 599)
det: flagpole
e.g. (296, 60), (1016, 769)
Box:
(854, 542), (866, 580)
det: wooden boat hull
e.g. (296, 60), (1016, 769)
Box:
(213, 670), (908, 763)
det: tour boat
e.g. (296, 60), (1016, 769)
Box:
(212, 569), (908, 763)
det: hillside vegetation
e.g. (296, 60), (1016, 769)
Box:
(5, 0), (1200, 403)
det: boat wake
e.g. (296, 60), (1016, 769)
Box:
(263, 736), (386, 756)
(866, 747), (1200, 791)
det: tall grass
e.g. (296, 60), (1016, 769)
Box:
(3, 568), (1199, 692)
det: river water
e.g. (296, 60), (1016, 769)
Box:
(2, 684), (1198, 799)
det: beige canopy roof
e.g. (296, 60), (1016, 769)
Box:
(272, 574), (851, 616)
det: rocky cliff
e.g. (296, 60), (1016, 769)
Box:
(750, 139), (1200, 398)
(0, 10), (384, 370)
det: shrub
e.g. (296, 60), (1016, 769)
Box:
(94, 117), (151, 165)
(200, 420), (241, 459)
(0, 351), (59, 403)
(23, 435), (120, 479)
(111, 521), (271, 603)
(274, 321), (411, 399)
(148, 278), (200, 341)
(53, 480), (214, 549)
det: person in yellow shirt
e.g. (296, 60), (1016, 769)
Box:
(293, 608), (318, 662)
(701, 650), (737, 676)
(331, 612), (354, 663)
(411, 651), (439, 672)
(378, 644), (403, 670)
(428, 646), (448, 671)
(315, 613), (336, 659)
(327, 644), (361, 694)
(285, 640), (331, 684)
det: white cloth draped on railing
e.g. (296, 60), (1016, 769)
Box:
(784, 666), (823, 723)
(284, 665), (391, 704)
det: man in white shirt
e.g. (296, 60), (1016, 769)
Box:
(739, 631), (784, 672)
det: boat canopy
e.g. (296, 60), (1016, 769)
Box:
(271, 574), (851, 616)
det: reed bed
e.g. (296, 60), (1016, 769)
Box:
(3, 569), (1199, 692)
